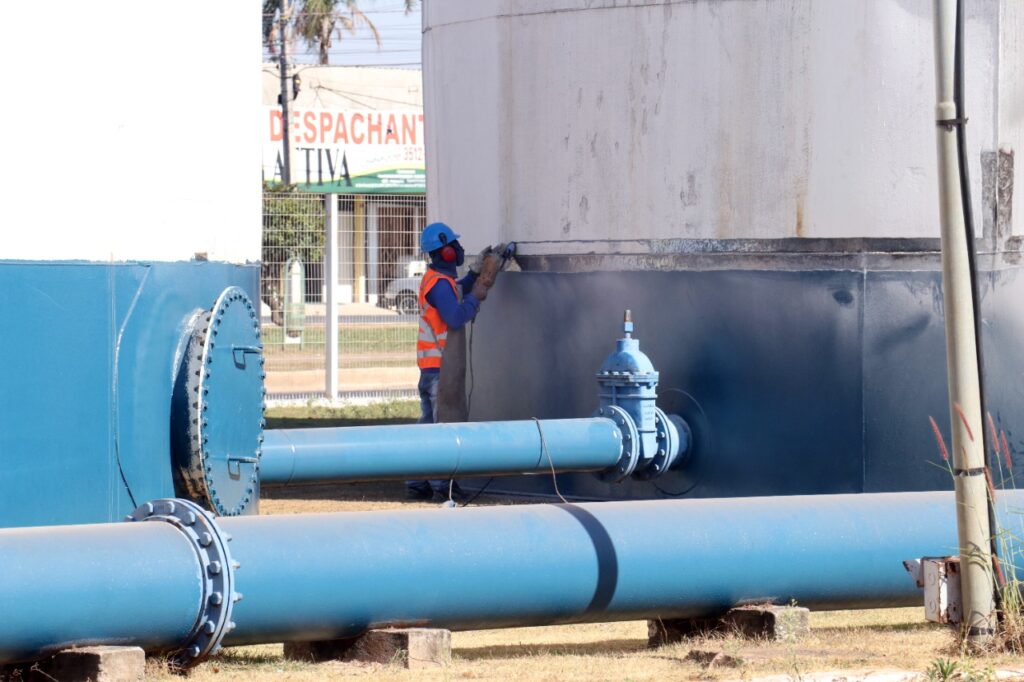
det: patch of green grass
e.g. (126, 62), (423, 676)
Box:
(266, 400), (420, 429)
(263, 324), (417, 355)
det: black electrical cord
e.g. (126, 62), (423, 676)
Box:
(459, 477), (494, 507)
(466, 318), (475, 413)
(952, 0), (1003, 601)
(460, 320), (495, 507)
(111, 266), (145, 510)
(652, 480), (701, 498)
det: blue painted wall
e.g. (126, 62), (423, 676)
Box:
(0, 261), (258, 528)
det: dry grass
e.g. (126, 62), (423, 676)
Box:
(142, 600), (1024, 681)
(264, 400), (421, 430)
(142, 479), (1023, 682)
(141, 605), (1024, 682)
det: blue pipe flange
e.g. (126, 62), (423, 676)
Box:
(126, 498), (240, 669)
(651, 388), (710, 495)
(632, 407), (687, 480)
(592, 404), (640, 482)
(172, 287), (266, 516)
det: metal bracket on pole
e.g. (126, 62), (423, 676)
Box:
(126, 499), (240, 669)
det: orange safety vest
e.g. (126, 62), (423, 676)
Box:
(417, 269), (459, 369)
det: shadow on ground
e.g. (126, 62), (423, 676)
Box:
(266, 416), (416, 429)
(262, 480), (550, 508)
(817, 622), (937, 634)
(455, 638), (646, 661)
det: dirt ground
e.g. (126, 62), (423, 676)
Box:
(141, 479), (1024, 681)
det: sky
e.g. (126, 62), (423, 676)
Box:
(266, 0), (423, 68)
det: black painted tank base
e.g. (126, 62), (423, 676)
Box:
(463, 242), (1024, 501)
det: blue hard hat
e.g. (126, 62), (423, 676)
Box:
(421, 222), (460, 254)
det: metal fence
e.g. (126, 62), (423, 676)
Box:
(261, 191), (426, 402)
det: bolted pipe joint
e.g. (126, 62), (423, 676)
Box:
(592, 405), (642, 480)
(126, 499), (240, 669)
(595, 311), (690, 480)
(636, 407), (691, 481)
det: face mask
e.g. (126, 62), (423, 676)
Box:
(454, 242), (466, 267)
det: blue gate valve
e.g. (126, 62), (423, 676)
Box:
(594, 310), (689, 481)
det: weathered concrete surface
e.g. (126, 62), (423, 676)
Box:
(649, 605), (810, 645)
(425, 0), (1017, 248)
(3, 646), (147, 682)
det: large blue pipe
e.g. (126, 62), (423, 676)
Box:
(3, 492), (1023, 664)
(223, 491), (1024, 643)
(0, 521), (204, 662)
(260, 418), (625, 485)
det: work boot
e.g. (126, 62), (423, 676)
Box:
(405, 485), (434, 501)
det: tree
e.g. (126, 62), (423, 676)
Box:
(261, 184), (325, 325)
(264, 0), (419, 65)
(262, 0), (281, 56)
(296, 0), (379, 65)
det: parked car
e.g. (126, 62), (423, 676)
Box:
(380, 257), (426, 315)
(382, 275), (421, 314)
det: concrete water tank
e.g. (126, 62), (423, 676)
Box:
(422, 0), (1024, 500)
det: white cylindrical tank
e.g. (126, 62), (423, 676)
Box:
(424, 0), (1021, 251)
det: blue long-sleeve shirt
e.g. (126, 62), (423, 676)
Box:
(421, 263), (479, 374)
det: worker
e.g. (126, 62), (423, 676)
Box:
(406, 222), (495, 501)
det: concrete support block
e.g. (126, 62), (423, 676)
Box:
(2, 646), (147, 682)
(649, 605), (811, 646)
(284, 628), (451, 669)
(723, 605), (810, 640)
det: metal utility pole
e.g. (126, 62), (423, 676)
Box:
(278, 0), (292, 184)
(931, 0), (995, 647)
(324, 194), (339, 399)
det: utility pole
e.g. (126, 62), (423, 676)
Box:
(931, 0), (995, 647)
(278, 0), (292, 184)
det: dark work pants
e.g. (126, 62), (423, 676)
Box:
(406, 371), (447, 494)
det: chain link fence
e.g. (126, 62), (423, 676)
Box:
(261, 191), (425, 402)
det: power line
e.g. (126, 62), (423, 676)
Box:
(283, 64), (420, 75)
(283, 61), (422, 68)
(266, 29), (423, 36)
(314, 87), (422, 107)
(262, 8), (420, 18)
(305, 84), (423, 109)
(286, 37), (422, 42)
(289, 63), (422, 68)
(283, 47), (422, 54)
